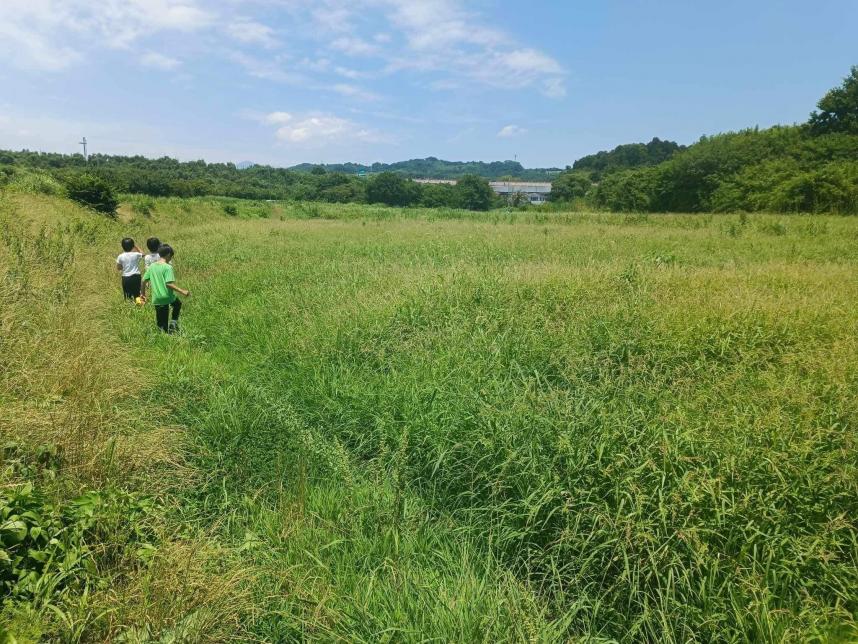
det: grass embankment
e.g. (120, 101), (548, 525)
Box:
(3, 193), (858, 641)
(0, 194), (250, 641)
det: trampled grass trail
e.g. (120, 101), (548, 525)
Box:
(116, 200), (857, 642)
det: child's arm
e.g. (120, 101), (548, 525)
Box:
(166, 282), (191, 297)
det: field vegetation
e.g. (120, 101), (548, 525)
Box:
(556, 67), (858, 215)
(1, 184), (856, 641)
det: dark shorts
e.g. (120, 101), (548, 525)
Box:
(122, 274), (142, 300)
(155, 299), (182, 333)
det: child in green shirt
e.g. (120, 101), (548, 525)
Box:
(141, 244), (191, 333)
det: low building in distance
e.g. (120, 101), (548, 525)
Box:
(413, 178), (552, 204)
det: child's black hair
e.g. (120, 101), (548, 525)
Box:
(146, 237), (160, 253)
(121, 238), (135, 252)
(157, 244), (174, 259)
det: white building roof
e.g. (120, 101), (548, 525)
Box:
(489, 181), (553, 194)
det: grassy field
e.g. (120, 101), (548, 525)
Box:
(2, 194), (857, 641)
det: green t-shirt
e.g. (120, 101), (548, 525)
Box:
(143, 262), (177, 305)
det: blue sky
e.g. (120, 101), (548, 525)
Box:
(1, 0), (855, 168)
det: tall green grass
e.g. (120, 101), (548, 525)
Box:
(0, 194), (255, 641)
(3, 192), (857, 640)
(114, 202), (858, 641)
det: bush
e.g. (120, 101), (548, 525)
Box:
(710, 159), (858, 214)
(366, 172), (420, 207)
(319, 180), (366, 204)
(223, 203), (239, 216)
(453, 174), (495, 211)
(549, 171), (592, 202)
(591, 167), (659, 211)
(591, 125), (858, 214)
(772, 162), (858, 213)
(419, 183), (456, 208)
(128, 195), (156, 217)
(62, 173), (119, 216)
(243, 201), (273, 219)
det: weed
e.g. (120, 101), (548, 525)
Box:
(758, 220), (788, 235)
(4, 191), (858, 642)
(128, 195), (156, 217)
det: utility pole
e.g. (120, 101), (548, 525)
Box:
(79, 137), (88, 164)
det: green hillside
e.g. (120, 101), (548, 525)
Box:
(553, 66), (858, 214)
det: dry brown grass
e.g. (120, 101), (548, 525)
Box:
(89, 539), (256, 643)
(0, 193), (169, 485)
(0, 193), (255, 640)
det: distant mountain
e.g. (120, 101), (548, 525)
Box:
(236, 161), (255, 170)
(288, 157), (562, 181)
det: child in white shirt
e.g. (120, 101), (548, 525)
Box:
(116, 237), (143, 300)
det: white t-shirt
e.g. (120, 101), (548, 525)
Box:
(116, 251), (143, 277)
(144, 253), (160, 267)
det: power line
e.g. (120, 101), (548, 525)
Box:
(79, 137), (88, 164)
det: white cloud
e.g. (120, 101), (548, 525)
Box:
(141, 51), (181, 70)
(334, 65), (369, 80)
(0, 21), (81, 71)
(331, 83), (381, 102)
(375, 0), (565, 97)
(0, 0), (212, 69)
(263, 112), (293, 125)
(70, 0), (212, 48)
(230, 52), (304, 84)
(330, 36), (380, 56)
(259, 111), (386, 145)
(497, 125), (527, 138)
(499, 48), (563, 75)
(311, 6), (353, 33)
(248, 0), (565, 97)
(384, 0), (506, 51)
(2, 0), (565, 102)
(226, 19), (278, 48)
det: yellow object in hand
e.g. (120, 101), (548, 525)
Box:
(135, 297), (144, 305)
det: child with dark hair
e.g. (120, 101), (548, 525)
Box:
(116, 237), (144, 300)
(144, 237), (161, 268)
(141, 244), (191, 333)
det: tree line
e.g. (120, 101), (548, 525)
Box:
(3, 66), (856, 215)
(0, 153), (500, 213)
(550, 66), (858, 214)
(0, 151), (539, 212)
(289, 157), (560, 181)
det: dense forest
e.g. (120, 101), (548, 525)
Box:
(553, 66), (858, 214)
